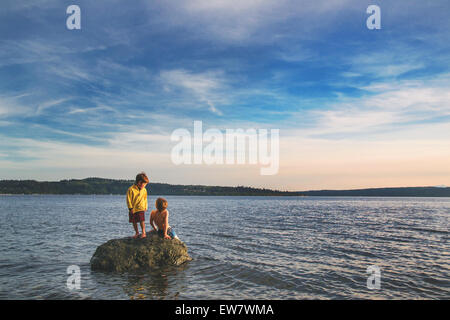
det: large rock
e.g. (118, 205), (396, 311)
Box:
(90, 231), (192, 272)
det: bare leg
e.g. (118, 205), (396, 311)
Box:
(132, 222), (139, 238)
(140, 221), (146, 238)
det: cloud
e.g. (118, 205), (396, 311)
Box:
(0, 38), (108, 68)
(0, 126), (172, 181)
(347, 50), (426, 79)
(67, 105), (116, 115)
(140, 0), (358, 44)
(286, 75), (450, 138)
(36, 98), (70, 115)
(159, 69), (228, 115)
(276, 45), (315, 63)
(0, 94), (32, 118)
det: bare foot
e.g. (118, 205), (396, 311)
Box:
(140, 233), (147, 238)
(133, 233), (140, 239)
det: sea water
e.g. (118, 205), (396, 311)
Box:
(0, 195), (448, 299)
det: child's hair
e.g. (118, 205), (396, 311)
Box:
(135, 172), (149, 184)
(155, 197), (168, 212)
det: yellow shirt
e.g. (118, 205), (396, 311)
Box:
(126, 184), (148, 212)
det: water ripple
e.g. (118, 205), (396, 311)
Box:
(0, 195), (449, 299)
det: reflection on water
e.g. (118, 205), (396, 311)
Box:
(0, 195), (449, 299)
(105, 264), (190, 300)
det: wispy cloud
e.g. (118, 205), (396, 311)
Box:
(0, 94), (32, 118)
(159, 69), (228, 115)
(36, 98), (70, 115)
(288, 75), (450, 138)
(348, 50), (426, 79)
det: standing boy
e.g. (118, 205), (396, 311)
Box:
(126, 172), (149, 238)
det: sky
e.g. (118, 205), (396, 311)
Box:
(0, 0), (449, 191)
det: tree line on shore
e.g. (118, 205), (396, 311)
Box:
(0, 178), (291, 196)
(0, 178), (449, 197)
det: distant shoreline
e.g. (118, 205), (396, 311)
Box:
(1, 194), (450, 198)
(0, 178), (449, 197)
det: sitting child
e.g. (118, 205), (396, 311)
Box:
(150, 197), (179, 240)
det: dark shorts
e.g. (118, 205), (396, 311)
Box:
(129, 211), (145, 223)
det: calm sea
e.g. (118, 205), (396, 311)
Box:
(0, 195), (448, 299)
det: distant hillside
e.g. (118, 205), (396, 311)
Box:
(0, 178), (292, 196)
(0, 178), (449, 197)
(299, 187), (450, 197)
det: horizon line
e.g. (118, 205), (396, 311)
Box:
(0, 177), (447, 193)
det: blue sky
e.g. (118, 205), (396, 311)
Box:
(0, 0), (449, 190)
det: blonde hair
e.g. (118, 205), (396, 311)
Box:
(155, 197), (168, 212)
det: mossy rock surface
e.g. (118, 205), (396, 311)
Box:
(90, 231), (192, 272)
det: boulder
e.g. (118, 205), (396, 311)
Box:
(90, 231), (192, 272)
